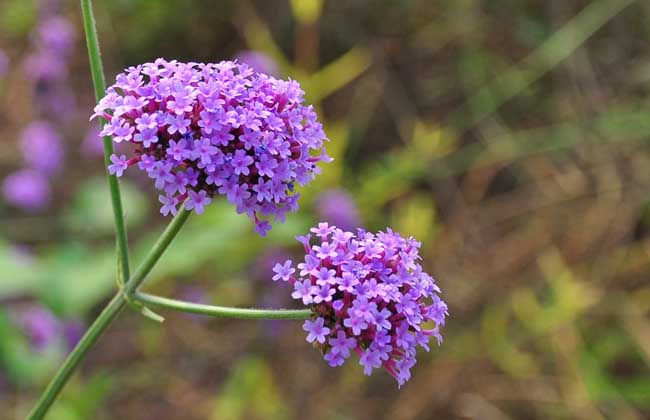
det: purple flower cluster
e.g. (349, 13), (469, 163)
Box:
(93, 58), (330, 235)
(273, 223), (448, 386)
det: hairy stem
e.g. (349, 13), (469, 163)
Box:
(81, 0), (131, 284)
(27, 210), (192, 419)
(133, 292), (312, 320)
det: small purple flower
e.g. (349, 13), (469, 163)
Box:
(231, 149), (254, 175)
(108, 154), (128, 176)
(329, 331), (357, 358)
(272, 260), (295, 282)
(315, 267), (337, 285)
(166, 114), (191, 135)
(291, 280), (316, 305)
(167, 139), (188, 161)
(186, 190), (211, 214)
(343, 314), (368, 336)
(313, 242), (337, 259)
(313, 284), (336, 304)
(159, 194), (179, 216)
(303, 318), (330, 344)
(134, 128), (158, 147)
(255, 220), (272, 236)
(310, 222), (335, 239)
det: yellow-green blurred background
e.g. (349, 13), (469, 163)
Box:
(1, 0), (650, 418)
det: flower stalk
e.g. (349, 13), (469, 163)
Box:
(81, 0), (130, 285)
(27, 208), (191, 420)
(132, 292), (311, 320)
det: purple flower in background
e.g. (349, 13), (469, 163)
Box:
(23, 51), (67, 81)
(234, 50), (279, 77)
(2, 170), (50, 210)
(93, 59), (330, 234)
(275, 224), (448, 387)
(315, 189), (361, 231)
(81, 125), (103, 157)
(0, 49), (9, 78)
(20, 121), (64, 174)
(16, 306), (61, 352)
(178, 286), (210, 323)
(250, 247), (293, 283)
(36, 16), (76, 57)
(63, 319), (85, 350)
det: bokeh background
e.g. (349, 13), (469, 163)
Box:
(1, 0), (650, 418)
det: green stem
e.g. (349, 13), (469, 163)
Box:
(123, 210), (191, 296)
(27, 210), (192, 420)
(26, 294), (126, 420)
(81, 0), (131, 284)
(133, 292), (312, 320)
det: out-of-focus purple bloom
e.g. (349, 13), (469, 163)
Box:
(178, 286), (209, 323)
(234, 50), (279, 77)
(315, 189), (361, 231)
(81, 125), (103, 157)
(36, 17), (76, 56)
(93, 59), (329, 234)
(62, 319), (84, 350)
(20, 121), (64, 174)
(37, 87), (76, 119)
(23, 51), (67, 81)
(8, 244), (35, 266)
(276, 223), (448, 387)
(2, 169), (50, 210)
(250, 247), (293, 283)
(16, 306), (61, 352)
(0, 49), (9, 78)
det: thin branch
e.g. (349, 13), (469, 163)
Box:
(133, 292), (312, 320)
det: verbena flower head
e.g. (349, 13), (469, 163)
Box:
(92, 58), (330, 235)
(273, 223), (448, 386)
